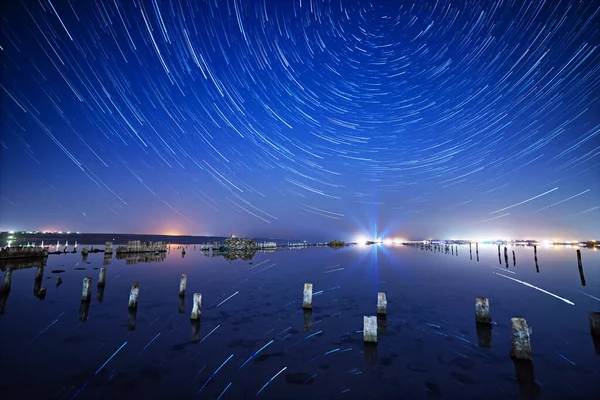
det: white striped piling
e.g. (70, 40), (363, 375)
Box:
(179, 274), (187, 296)
(511, 317), (532, 360)
(302, 283), (313, 309)
(191, 293), (202, 320)
(98, 268), (106, 287)
(475, 297), (491, 324)
(128, 282), (140, 308)
(363, 316), (377, 343)
(81, 277), (92, 301)
(377, 292), (387, 315)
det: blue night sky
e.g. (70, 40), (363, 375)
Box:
(0, 0), (599, 241)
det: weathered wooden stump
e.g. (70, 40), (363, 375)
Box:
(191, 293), (202, 320)
(475, 297), (491, 324)
(81, 277), (92, 301)
(511, 317), (532, 360)
(504, 247), (509, 266)
(105, 241), (113, 253)
(302, 283), (313, 309)
(81, 247), (89, 256)
(576, 249), (583, 269)
(363, 316), (377, 343)
(179, 274), (187, 296)
(129, 282), (140, 308)
(377, 292), (387, 315)
(512, 250), (516, 266)
(589, 312), (600, 337)
(98, 268), (106, 287)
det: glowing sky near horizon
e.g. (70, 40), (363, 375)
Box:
(0, 0), (599, 240)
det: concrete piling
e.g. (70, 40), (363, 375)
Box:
(475, 297), (492, 324)
(81, 277), (92, 301)
(98, 268), (106, 287)
(364, 316), (377, 343)
(511, 317), (532, 360)
(129, 283), (140, 308)
(191, 293), (202, 320)
(179, 274), (187, 296)
(589, 312), (600, 337)
(377, 292), (387, 315)
(302, 283), (313, 309)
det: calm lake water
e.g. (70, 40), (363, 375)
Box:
(0, 244), (599, 399)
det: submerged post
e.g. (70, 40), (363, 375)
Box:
(81, 277), (92, 301)
(129, 282), (140, 308)
(363, 316), (377, 343)
(179, 274), (187, 296)
(377, 292), (387, 315)
(475, 297), (492, 324)
(98, 268), (106, 287)
(589, 312), (600, 337)
(191, 293), (202, 320)
(576, 249), (583, 269)
(511, 317), (532, 360)
(302, 283), (313, 309)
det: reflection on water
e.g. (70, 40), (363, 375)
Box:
(513, 359), (541, 400)
(0, 257), (47, 272)
(116, 252), (167, 264)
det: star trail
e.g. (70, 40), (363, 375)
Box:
(0, 0), (599, 240)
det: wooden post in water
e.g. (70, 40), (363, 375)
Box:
(504, 247), (509, 266)
(534, 245), (539, 272)
(513, 250), (516, 266)
(377, 292), (387, 315)
(475, 297), (491, 324)
(363, 316), (377, 343)
(81, 277), (92, 301)
(98, 268), (106, 287)
(576, 249), (583, 269)
(179, 274), (187, 296)
(589, 312), (600, 337)
(129, 282), (140, 308)
(498, 245), (502, 264)
(511, 317), (532, 360)
(191, 293), (202, 320)
(302, 283), (313, 309)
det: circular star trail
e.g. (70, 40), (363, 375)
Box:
(1, 0), (599, 239)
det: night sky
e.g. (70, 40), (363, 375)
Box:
(0, 0), (599, 241)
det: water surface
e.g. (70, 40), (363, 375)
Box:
(0, 244), (598, 399)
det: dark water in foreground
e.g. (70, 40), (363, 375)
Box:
(0, 244), (598, 399)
